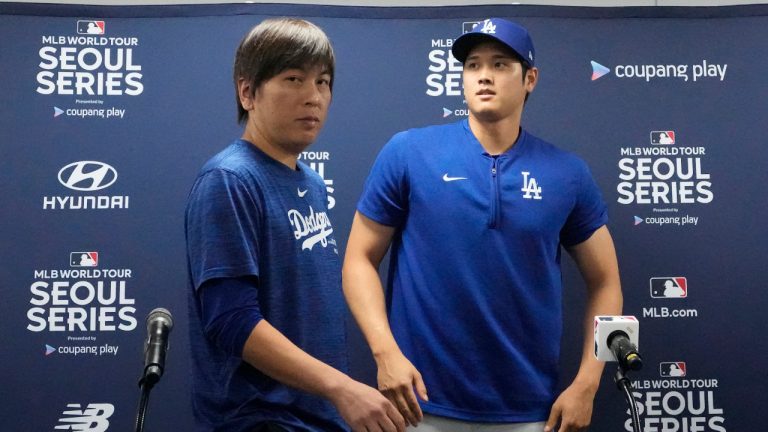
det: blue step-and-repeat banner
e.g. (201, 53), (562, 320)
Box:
(1, 2), (766, 431)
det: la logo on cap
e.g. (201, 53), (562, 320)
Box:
(479, 19), (496, 34)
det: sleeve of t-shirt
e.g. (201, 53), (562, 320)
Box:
(356, 132), (410, 227)
(186, 168), (261, 290)
(560, 159), (609, 247)
(198, 276), (263, 357)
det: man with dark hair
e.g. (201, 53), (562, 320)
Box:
(186, 18), (405, 432)
(343, 18), (623, 432)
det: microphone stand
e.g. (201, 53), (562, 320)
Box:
(134, 373), (158, 432)
(614, 364), (641, 432)
(135, 308), (173, 432)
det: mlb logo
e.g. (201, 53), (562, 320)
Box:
(77, 20), (105, 35)
(650, 131), (676, 145)
(462, 21), (481, 34)
(660, 362), (687, 377)
(71, 252), (98, 267)
(650, 277), (687, 298)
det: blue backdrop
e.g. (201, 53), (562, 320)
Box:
(1, 3), (766, 431)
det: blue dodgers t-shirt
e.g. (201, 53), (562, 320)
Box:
(358, 120), (608, 422)
(186, 139), (348, 432)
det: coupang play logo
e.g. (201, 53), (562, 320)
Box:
(591, 61), (610, 81)
(589, 59), (728, 82)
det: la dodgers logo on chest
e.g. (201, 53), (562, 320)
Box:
(521, 171), (542, 200)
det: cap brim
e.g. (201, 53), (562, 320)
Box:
(452, 33), (498, 63)
(451, 32), (530, 66)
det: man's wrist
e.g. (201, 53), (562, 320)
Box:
(321, 370), (354, 403)
(571, 372), (601, 395)
(372, 344), (403, 364)
(370, 336), (403, 361)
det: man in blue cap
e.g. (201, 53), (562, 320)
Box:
(343, 18), (623, 432)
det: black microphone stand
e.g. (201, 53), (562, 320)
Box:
(134, 372), (159, 432)
(615, 364), (641, 432)
(134, 307), (173, 432)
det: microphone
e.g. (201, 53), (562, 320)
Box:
(608, 330), (643, 371)
(142, 308), (173, 386)
(594, 316), (643, 371)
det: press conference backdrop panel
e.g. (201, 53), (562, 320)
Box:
(1, 3), (766, 431)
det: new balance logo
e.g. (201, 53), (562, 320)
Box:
(55, 403), (114, 431)
(521, 171), (542, 199)
(479, 19), (496, 34)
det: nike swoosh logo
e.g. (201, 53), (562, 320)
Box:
(297, 188), (308, 197)
(443, 174), (468, 182)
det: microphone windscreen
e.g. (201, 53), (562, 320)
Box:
(146, 308), (173, 330)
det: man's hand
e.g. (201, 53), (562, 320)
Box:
(545, 225), (622, 432)
(544, 381), (596, 432)
(329, 378), (406, 432)
(375, 351), (428, 427)
(240, 320), (405, 432)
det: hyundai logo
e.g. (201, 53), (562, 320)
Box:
(58, 161), (118, 191)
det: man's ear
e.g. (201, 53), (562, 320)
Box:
(238, 78), (255, 111)
(525, 67), (539, 93)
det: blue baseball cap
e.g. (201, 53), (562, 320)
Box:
(452, 18), (535, 66)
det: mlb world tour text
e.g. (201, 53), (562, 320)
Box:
(617, 146), (712, 205)
(27, 269), (137, 332)
(627, 384), (726, 432)
(36, 36), (143, 96)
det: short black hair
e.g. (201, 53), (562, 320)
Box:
(233, 18), (335, 125)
